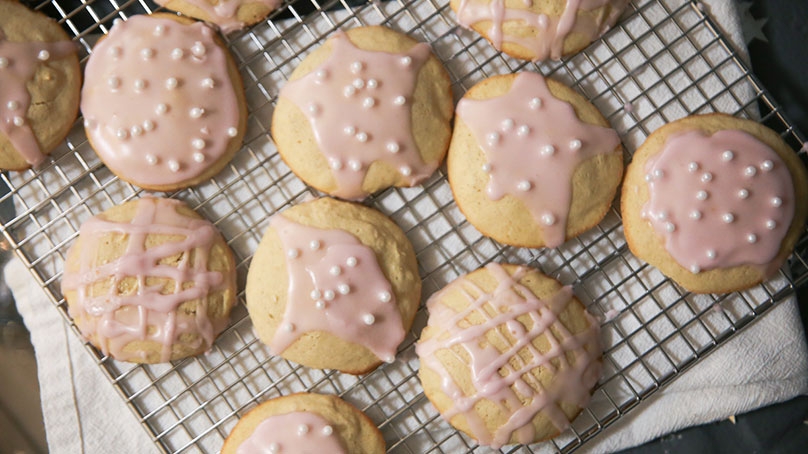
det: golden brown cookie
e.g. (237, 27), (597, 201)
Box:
(154, 0), (281, 33)
(450, 0), (629, 61)
(416, 263), (602, 447)
(271, 26), (453, 200)
(81, 13), (247, 191)
(448, 71), (624, 248)
(222, 393), (385, 454)
(61, 197), (238, 363)
(0, 0), (81, 170)
(622, 113), (808, 293)
(245, 197), (420, 374)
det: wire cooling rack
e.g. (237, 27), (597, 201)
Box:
(3, 0), (807, 452)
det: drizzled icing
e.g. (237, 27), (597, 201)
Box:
(236, 411), (345, 454)
(416, 264), (601, 448)
(61, 197), (231, 362)
(270, 214), (404, 362)
(641, 129), (795, 275)
(456, 71), (620, 247)
(81, 16), (240, 187)
(154, 0), (282, 33)
(0, 29), (77, 165)
(280, 31), (434, 200)
(455, 0), (628, 61)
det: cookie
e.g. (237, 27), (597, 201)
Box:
(451, 0), (629, 61)
(222, 393), (385, 454)
(621, 113), (808, 294)
(416, 263), (602, 448)
(271, 26), (453, 200)
(61, 196), (238, 363)
(154, 0), (281, 33)
(0, 0), (81, 170)
(245, 197), (420, 374)
(448, 71), (623, 248)
(81, 14), (247, 191)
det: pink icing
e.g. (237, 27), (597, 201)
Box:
(269, 214), (404, 363)
(81, 16), (241, 187)
(0, 29), (77, 166)
(236, 411), (346, 454)
(641, 129), (795, 276)
(416, 264), (601, 448)
(456, 71), (621, 248)
(455, 0), (628, 61)
(61, 197), (231, 362)
(153, 0), (282, 33)
(279, 31), (435, 200)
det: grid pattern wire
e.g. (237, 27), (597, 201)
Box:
(2, 0), (807, 452)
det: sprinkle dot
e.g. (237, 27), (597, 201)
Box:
(322, 425), (333, 436)
(324, 290), (335, 301)
(171, 48), (184, 60)
(140, 48), (154, 60)
(541, 144), (556, 157)
(356, 132), (368, 143)
(145, 154), (157, 165)
(516, 180), (531, 191)
(154, 25), (164, 36)
(343, 85), (355, 97)
(696, 190), (708, 201)
(501, 118), (514, 131)
(706, 249), (716, 259)
(316, 69), (328, 79)
(400, 166), (412, 176)
(192, 138), (205, 150)
(12, 116), (24, 127)
(268, 444), (279, 454)
(348, 159), (362, 171)
(287, 248), (300, 259)
(481, 163), (491, 172)
(0, 57), (9, 68)
(379, 291), (391, 303)
(747, 233), (757, 244)
(393, 95), (406, 106)
(652, 169), (664, 179)
(227, 127), (238, 137)
(108, 77), (121, 89)
(116, 128), (128, 139)
(37, 50), (50, 61)
(297, 424), (309, 436)
(722, 213), (735, 223)
(665, 222), (676, 233)
(191, 42), (206, 57)
(343, 125), (356, 136)
(366, 79), (378, 89)
(315, 300), (325, 310)
(644, 174), (653, 182)
(771, 197), (782, 207)
(658, 210), (669, 221)
(166, 77), (178, 90)
(330, 159), (343, 170)
(350, 61), (364, 74)
(541, 212), (556, 226)
(738, 189), (749, 199)
(569, 139), (582, 150)
(309, 240), (321, 250)
(337, 284), (351, 295)
(688, 162), (699, 173)
(400, 56), (412, 66)
(310, 289), (322, 300)
(352, 78), (365, 89)
(689, 210), (702, 220)
(386, 141), (400, 153)
(193, 152), (205, 163)
(700, 172), (713, 183)
(346, 257), (358, 267)
(721, 150), (734, 161)
(690, 265), (701, 274)
(330, 266), (342, 276)
(201, 78), (215, 89)
(529, 97), (542, 109)
(130, 125), (143, 136)
(744, 166), (757, 177)
(189, 107), (205, 119)
(516, 125), (530, 137)
(308, 103), (321, 115)
(362, 313), (376, 325)
(6, 100), (18, 111)
(362, 97), (376, 108)
(766, 220), (777, 230)
(143, 120), (155, 132)
(168, 159), (180, 172)
(760, 160), (774, 171)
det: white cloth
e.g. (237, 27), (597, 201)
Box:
(7, 0), (807, 453)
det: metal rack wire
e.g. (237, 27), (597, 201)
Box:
(3, 0), (806, 452)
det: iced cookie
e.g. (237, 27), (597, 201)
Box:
(222, 393), (385, 454)
(81, 14), (247, 191)
(0, 0), (80, 170)
(416, 263), (602, 448)
(451, 0), (629, 61)
(245, 197), (420, 374)
(622, 114), (808, 294)
(448, 71), (623, 248)
(272, 26), (453, 200)
(61, 197), (238, 363)
(154, 0), (281, 33)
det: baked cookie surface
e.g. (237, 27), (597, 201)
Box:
(451, 0), (629, 61)
(622, 113), (808, 293)
(272, 26), (453, 200)
(222, 393), (385, 454)
(81, 14), (247, 191)
(61, 196), (238, 363)
(0, 0), (81, 170)
(246, 197), (420, 374)
(154, 0), (281, 33)
(448, 71), (623, 248)
(416, 263), (602, 448)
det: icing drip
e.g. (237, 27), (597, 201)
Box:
(641, 129), (794, 275)
(0, 29), (77, 165)
(416, 264), (601, 448)
(81, 16), (240, 186)
(61, 197), (229, 362)
(280, 31), (434, 200)
(456, 71), (620, 248)
(153, 0), (282, 33)
(270, 215), (404, 362)
(236, 411), (345, 454)
(455, 0), (628, 60)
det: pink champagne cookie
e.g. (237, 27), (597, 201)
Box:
(154, 0), (282, 33)
(272, 26), (453, 200)
(222, 393), (385, 454)
(245, 197), (420, 374)
(0, 0), (80, 170)
(622, 113), (808, 293)
(61, 197), (238, 363)
(448, 71), (623, 248)
(81, 14), (247, 191)
(451, 0), (629, 61)
(416, 263), (602, 447)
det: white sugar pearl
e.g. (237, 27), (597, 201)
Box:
(658, 210), (669, 221)
(268, 443), (279, 454)
(330, 159), (343, 170)
(689, 210), (702, 220)
(108, 77), (121, 89)
(541, 212), (556, 226)
(706, 249), (716, 259)
(287, 248), (300, 259)
(516, 125), (530, 137)
(400, 166), (412, 176)
(200, 126), (210, 135)
(12, 116), (24, 127)
(352, 78), (365, 89)
(309, 240), (321, 250)
(688, 162), (699, 172)
(227, 127), (238, 137)
(771, 197), (782, 207)
(516, 180), (531, 191)
(721, 150), (734, 161)
(356, 132), (368, 143)
(366, 78), (378, 89)
(348, 159), (362, 171)
(191, 41), (206, 57)
(154, 25), (164, 36)
(316, 69), (328, 79)
(747, 233), (757, 244)
(738, 188), (749, 199)
(362, 313), (376, 325)
(145, 154), (157, 165)
(384, 356), (395, 363)
(386, 141), (400, 153)
(701, 172), (713, 183)
(330, 266), (341, 276)
(400, 56), (412, 66)
(0, 57), (9, 68)
(379, 291), (391, 303)
(308, 103), (321, 115)
(696, 190), (708, 201)
(324, 290), (335, 301)
(141, 48), (154, 59)
(346, 257), (357, 267)
(337, 284), (350, 295)
(166, 77), (178, 89)
(201, 78), (214, 89)
(285, 323), (295, 332)
(665, 222), (675, 233)
(193, 152), (205, 163)
(168, 159), (180, 172)
(529, 97), (542, 109)
(143, 120), (155, 131)
(486, 132), (500, 145)
(393, 95), (406, 106)
(481, 163), (491, 172)
(156, 103), (168, 115)
(171, 48), (184, 60)
(722, 213), (734, 223)
(644, 174), (653, 182)
(192, 138), (205, 150)
(37, 50), (50, 61)
(690, 265), (701, 274)
(653, 169), (664, 179)
(766, 219), (777, 230)
(540, 145), (555, 157)
(350, 61), (364, 74)
(116, 128), (127, 139)
(760, 160), (774, 171)
(134, 79), (146, 91)
(189, 107), (205, 118)
(569, 139), (582, 150)
(310, 289), (322, 300)
(6, 100), (18, 110)
(362, 97), (376, 108)
(322, 425), (333, 436)
(315, 300), (326, 310)
(501, 118), (514, 130)
(130, 125), (143, 136)
(342, 85), (356, 98)
(343, 125), (356, 136)
(744, 166), (757, 177)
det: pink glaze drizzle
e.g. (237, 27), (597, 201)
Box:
(280, 31), (434, 200)
(61, 197), (230, 362)
(270, 214), (404, 363)
(641, 129), (795, 276)
(153, 0), (282, 33)
(456, 71), (620, 248)
(456, 0), (627, 61)
(81, 16), (240, 187)
(416, 264), (601, 448)
(237, 411), (346, 454)
(0, 29), (77, 165)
